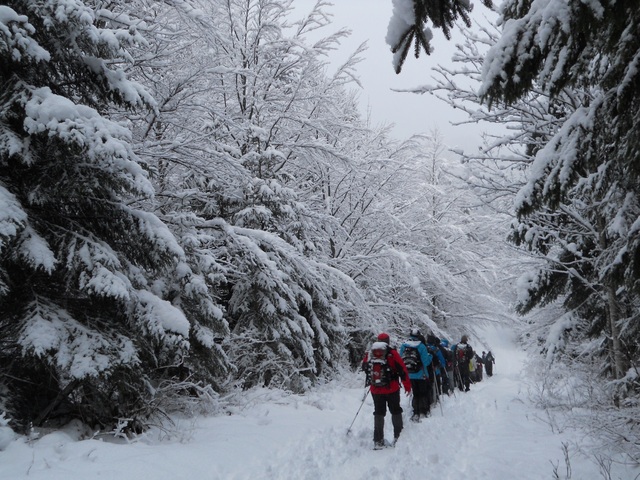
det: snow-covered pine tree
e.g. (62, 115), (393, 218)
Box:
(0, 0), (213, 430)
(479, 0), (640, 381)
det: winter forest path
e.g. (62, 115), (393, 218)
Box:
(0, 325), (626, 479)
(254, 324), (576, 480)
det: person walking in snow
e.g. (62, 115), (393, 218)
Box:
(362, 332), (411, 449)
(454, 335), (474, 392)
(484, 350), (495, 377)
(399, 329), (433, 422)
(472, 352), (483, 382)
(425, 332), (449, 401)
(440, 338), (454, 395)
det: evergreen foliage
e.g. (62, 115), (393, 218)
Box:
(480, 0), (640, 381)
(0, 0), (219, 430)
(389, 0), (493, 73)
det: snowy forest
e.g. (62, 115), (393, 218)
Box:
(1, 0), (639, 471)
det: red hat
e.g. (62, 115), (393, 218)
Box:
(377, 332), (390, 344)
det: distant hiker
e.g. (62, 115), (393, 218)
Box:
(484, 350), (495, 376)
(440, 338), (454, 395)
(399, 329), (432, 422)
(453, 335), (474, 392)
(362, 333), (411, 449)
(473, 353), (483, 382)
(469, 353), (477, 382)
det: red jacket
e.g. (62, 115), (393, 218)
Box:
(362, 348), (411, 395)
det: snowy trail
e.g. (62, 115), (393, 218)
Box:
(256, 326), (568, 480)
(0, 325), (629, 479)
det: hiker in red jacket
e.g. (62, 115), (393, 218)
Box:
(362, 332), (411, 449)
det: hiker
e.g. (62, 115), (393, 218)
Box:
(484, 350), (495, 376)
(473, 353), (483, 382)
(469, 353), (477, 383)
(440, 338), (454, 395)
(399, 329), (433, 422)
(454, 335), (474, 392)
(425, 333), (449, 400)
(362, 332), (411, 449)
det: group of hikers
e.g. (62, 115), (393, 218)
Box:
(361, 329), (495, 449)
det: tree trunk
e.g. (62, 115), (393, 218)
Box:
(34, 379), (79, 426)
(606, 285), (627, 379)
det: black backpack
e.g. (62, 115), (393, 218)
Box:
(402, 345), (422, 374)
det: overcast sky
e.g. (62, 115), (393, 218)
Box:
(295, 0), (495, 153)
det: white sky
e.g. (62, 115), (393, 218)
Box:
(295, 0), (494, 153)
(2, 324), (635, 479)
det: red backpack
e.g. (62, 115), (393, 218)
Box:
(366, 342), (396, 387)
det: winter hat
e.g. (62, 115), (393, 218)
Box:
(441, 338), (449, 347)
(410, 328), (421, 337)
(371, 341), (388, 358)
(377, 332), (390, 344)
(461, 335), (468, 344)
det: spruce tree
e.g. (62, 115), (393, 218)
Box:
(0, 0), (203, 429)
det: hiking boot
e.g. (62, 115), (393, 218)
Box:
(410, 414), (420, 423)
(373, 441), (385, 450)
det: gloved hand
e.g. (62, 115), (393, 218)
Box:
(403, 379), (412, 395)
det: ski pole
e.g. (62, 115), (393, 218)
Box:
(346, 388), (370, 435)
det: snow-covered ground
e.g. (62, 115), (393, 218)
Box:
(1, 325), (637, 480)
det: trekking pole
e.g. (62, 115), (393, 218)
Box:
(429, 363), (438, 405)
(456, 367), (465, 392)
(430, 363), (444, 416)
(449, 372), (457, 398)
(435, 375), (444, 416)
(346, 388), (370, 435)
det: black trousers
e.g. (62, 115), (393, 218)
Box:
(410, 378), (430, 416)
(372, 389), (403, 416)
(459, 367), (470, 391)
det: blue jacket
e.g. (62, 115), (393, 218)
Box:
(399, 339), (432, 380)
(427, 344), (447, 375)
